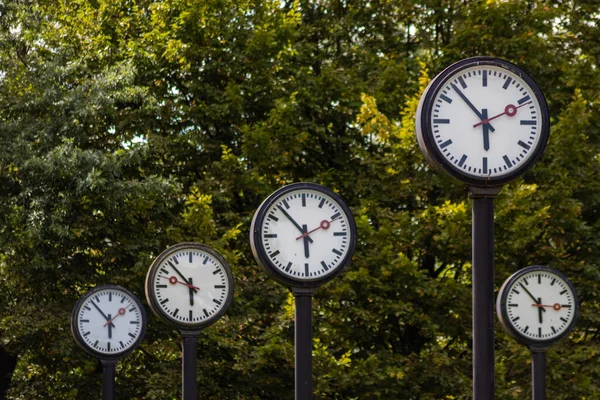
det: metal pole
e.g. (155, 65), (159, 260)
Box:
(469, 186), (501, 400)
(531, 350), (547, 400)
(293, 287), (316, 400)
(101, 359), (117, 400)
(182, 333), (199, 400)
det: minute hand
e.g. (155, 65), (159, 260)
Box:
(277, 205), (314, 243)
(450, 83), (495, 132)
(519, 283), (546, 313)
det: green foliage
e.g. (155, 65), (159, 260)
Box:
(0, 0), (599, 398)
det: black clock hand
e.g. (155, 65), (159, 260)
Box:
(170, 264), (198, 293)
(188, 277), (194, 306)
(302, 224), (310, 258)
(91, 301), (116, 328)
(520, 283), (546, 313)
(450, 83), (496, 132)
(537, 298), (543, 324)
(107, 314), (113, 339)
(482, 109), (490, 151)
(277, 205), (314, 243)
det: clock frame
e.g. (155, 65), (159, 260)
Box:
(71, 284), (147, 360)
(497, 265), (579, 348)
(250, 182), (357, 288)
(145, 242), (234, 332)
(416, 56), (550, 187)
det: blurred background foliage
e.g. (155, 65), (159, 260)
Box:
(0, 0), (598, 398)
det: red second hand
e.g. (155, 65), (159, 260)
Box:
(473, 101), (532, 128)
(163, 275), (200, 291)
(296, 220), (331, 240)
(531, 303), (562, 310)
(104, 306), (128, 327)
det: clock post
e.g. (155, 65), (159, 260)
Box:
(250, 183), (357, 400)
(497, 266), (579, 400)
(145, 243), (234, 400)
(415, 56), (550, 399)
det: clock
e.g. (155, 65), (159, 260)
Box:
(145, 243), (234, 330)
(416, 56), (550, 187)
(250, 182), (357, 288)
(71, 285), (146, 358)
(497, 266), (579, 348)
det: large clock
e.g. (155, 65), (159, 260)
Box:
(250, 182), (357, 288)
(71, 285), (146, 359)
(497, 266), (579, 348)
(416, 56), (550, 187)
(145, 243), (234, 331)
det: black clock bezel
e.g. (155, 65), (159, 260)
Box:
(416, 56), (550, 187)
(250, 182), (357, 288)
(145, 242), (234, 332)
(71, 284), (147, 360)
(496, 265), (579, 349)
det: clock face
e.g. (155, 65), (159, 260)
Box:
(416, 57), (549, 186)
(71, 285), (146, 358)
(145, 243), (233, 329)
(497, 266), (579, 347)
(250, 182), (357, 287)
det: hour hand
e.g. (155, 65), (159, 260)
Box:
(276, 205), (314, 243)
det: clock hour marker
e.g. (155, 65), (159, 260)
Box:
(508, 304), (518, 307)
(81, 319), (89, 323)
(203, 308), (209, 317)
(107, 342), (111, 351)
(285, 262), (292, 272)
(128, 333), (136, 338)
(538, 327), (542, 338)
(333, 232), (347, 236)
(321, 261), (329, 271)
(189, 310), (193, 321)
(332, 248), (343, 256)
(121, 296), (126, 303)
(305, 263), (309, 276)
(560, 317), (567, 323)
(302, 193), (306, 207)
(156, 284), (167, 288)
(84, 305), (91, 311)
(439, 94), (453, 104)
(213, 299), (222, 305)
(282, 199), (290, 209)
(561, 304), (571, 308)
(503, 77), (513, 89)
(267, 214), (279, 222)
(269, 250), (280, 258)
(512, 316), (520, 322)
(520, 120), (537, 125)
(518, 140), (531, 150)
(503, 155), (512, 168)
(120, 341), (125, 348)
(440, 139), (452, 149)
(523, 278), (529, 285)
(83, 331), (91, 337)
(172, 256), (179, 264)
(160, 298), (169, 305)
(94, 340), (99, 347)
(212, 269), (221, 274)
(264, 234), (278, 238)
(331, 212), (341, 221)
(203, 256), (209, 264)
(458, 154), (467, 167)
(458, 76), (467, 89)
(551, 326), (557, 334)
(214, 285), (225, 289)
(551, 278), (556, 286)
(512, 289), (520, 294)
(538, 274), (541, 284)
(560, 290), (567, 295)
(160, 268), (169, 275)
(172, 308), (179, 317)
(482, 70), (488, 87)
(523, 326), (529, 334)
(482, 157), (488, 174)
(318, 198), (325, 208)
(518, 95), (531, 105)
(189, 252), (193, 263)
(433, 119), (450, 124)
(109, 292), (112, 302)
(130, 321), (139, 324)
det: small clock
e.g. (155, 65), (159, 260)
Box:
(250, 182), (357, 288)
(71, 285), (146, 358)
(416, 56), (550, 187)
(497, 266), (579, 348)
(145, 243), (234, 331)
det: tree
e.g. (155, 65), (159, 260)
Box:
(0, 0), (598, 398)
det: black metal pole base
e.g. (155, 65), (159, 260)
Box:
(100, 359), (117, 400)
(292, 287), (317, 400)
(181, 332), (201, 400)
(531, 349), (547, 400)
(469, 186), (501, 400)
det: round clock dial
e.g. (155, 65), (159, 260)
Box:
(250, 182), (357, 287)
(416, 57), (549, 187)
(71, 285), (146, 358)
(145, 243), (233, 330)
(497, 266), (579, 347)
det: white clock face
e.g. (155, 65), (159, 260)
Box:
(417, 59), (548, 185)
(253, 186), (355, 282)
(503, 270), (577, 342)
(147, 246), (232, 327)
(74, 288), (145, 356)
